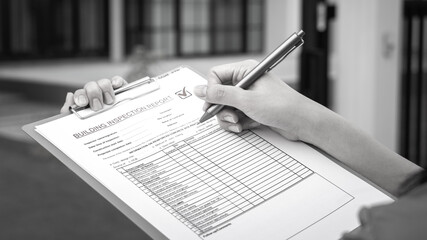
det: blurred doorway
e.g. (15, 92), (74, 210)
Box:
(299, 0), (335, 107)
(401, 0), (427, 168)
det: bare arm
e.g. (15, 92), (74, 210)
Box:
(193, 60), (421, 196)
(300, 102), (421, 196)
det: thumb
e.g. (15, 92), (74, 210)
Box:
(194, 84), (247, 110)
(60, 92), (74, 114)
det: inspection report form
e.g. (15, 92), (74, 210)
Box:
(35, 67), (392, 239)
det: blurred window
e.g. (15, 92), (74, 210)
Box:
(0, 0), (109, 60)
(0, 0), (263, 60)
(125, 0), (264, 57)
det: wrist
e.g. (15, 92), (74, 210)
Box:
(297, 100), (334, 146)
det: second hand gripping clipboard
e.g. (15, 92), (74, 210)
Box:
(70, 77), (160, 119)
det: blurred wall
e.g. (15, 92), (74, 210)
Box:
(334, 0), (401, 151)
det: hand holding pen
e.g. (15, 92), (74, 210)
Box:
(193, 30), (309, 140)
(198, 30), (305, 123)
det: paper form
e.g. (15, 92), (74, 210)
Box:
(35, 67), (393, 239)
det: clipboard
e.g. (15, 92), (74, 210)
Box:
(23, 74), (169, 240)
(22, 118), (394, 239)
(22, 66), (394, 240)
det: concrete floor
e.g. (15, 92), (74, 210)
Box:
(0, 137), (152, 240)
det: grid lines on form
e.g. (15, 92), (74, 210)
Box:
(117, 127), (313, 236)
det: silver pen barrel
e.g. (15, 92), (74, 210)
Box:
(199, 30), (305, 123)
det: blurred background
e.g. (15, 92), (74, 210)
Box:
(0, 0), (425, 239)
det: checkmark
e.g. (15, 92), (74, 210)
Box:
(177, 87), (187, 97)
(175, 87), (192, 99)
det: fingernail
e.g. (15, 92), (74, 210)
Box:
(194, 85), (207, 98)
(105, 92), (114, 104)
(92, 98), (102, 111)
(77, 95), (88, 106)
(228, 125), (241, 133)
(112, 78), (120, 86)
(66, 92), (73, 101)
(224, 115), (236, 123)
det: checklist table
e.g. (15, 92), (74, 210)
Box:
(118, 127), (313, 235)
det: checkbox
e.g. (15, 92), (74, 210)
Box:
(175, 87), (192, 99)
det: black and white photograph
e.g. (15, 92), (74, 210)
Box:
(0, 0), (426, 239)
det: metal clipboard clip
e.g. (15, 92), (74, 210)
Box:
(69, 76), (160, 119)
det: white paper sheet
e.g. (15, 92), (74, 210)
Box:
(35, 67), (393, 239)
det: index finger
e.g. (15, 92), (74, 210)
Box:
(208, 60), (259, 86)
(96, 78), (115, 104)
(111, 76), (128, 89)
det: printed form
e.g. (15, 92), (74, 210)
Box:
(35, 67), (392, 239)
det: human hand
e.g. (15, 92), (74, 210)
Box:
(193, 60), (323, 141)
(60, 76), (128, 113)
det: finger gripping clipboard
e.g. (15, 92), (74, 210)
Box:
(22, 74), (168, 240)
(70, 77), (160, 119)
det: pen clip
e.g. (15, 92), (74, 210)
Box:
(267, 39), (304, 72)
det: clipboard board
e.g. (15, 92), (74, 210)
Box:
(23, 115), (167, 239)
(22, 66), (394, 240)
(22, 77), (169, 240)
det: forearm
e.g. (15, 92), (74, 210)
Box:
(300, 103), (421, 196)
(195, 60), (421, 196)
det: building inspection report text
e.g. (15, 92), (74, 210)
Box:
(35, 67), (392, 239)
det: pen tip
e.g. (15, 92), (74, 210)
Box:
(199, 112), (212, 123)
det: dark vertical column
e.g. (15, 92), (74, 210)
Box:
(71, 0), (80, 53)
(174, 0), (182, 56)
(401, 10), (412, 160)
(46, 0), (55, 55)
(144, 0), (153, 51)
(260, 0), (265, 53)
(31, 0), (49, 55)
(124, 0), (129, 54)
(71, 0), (80, 54)
(415, 14), (424, 165)
(299, 0), (334, 107)
(400, 1), (427, 167)
(104, 0), (110, 56)
(41, 0), (58, 55)
(1, 0), (11, 57)
(241, 0), (248, 53)
(209, 0), (216, 54)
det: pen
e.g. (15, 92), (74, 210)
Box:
(198, 30), (305, 123)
